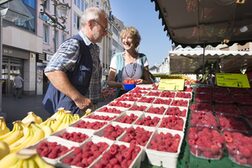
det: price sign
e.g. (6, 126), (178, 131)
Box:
(158, 79), (185, 90)
(216, 73), (250, 88)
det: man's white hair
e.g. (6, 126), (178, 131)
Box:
(80, 7), (106, 26)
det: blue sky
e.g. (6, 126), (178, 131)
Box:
(110, 0), (172, 67)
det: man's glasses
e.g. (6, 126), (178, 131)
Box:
(94, 20), (108, 33)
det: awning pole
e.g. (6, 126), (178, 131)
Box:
(202, 43), (206, 75)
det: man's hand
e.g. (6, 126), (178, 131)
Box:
(73, 95), (93, 110)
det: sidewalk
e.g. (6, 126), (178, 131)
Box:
(2, 95), (113, 129)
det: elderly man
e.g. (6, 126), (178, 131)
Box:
(43, 7), (108, 115)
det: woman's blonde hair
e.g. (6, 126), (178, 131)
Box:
(120, 27), (141, 48)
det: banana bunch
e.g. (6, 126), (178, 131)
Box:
(0, 121), (24, 145)
(0, 141), (10, 159)
(50, 107), (66, 120)
(22, 112), (43, 125)
(40, 118), (56, 135)
(0, 116), (10, 135)
(0, 152), (53, 168)
(50, 110), (77, 132)
(9, 122), (45, 153)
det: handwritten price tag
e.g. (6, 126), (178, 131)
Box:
(158, 79), (185, 91)
(216, 73), (250, 88)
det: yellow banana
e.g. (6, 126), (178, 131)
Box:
(50, 107), (66, 120)
(9, 124), (32, 153)
(0, 140), (10, 159)
(21, 159), (29, 168)
(0, 116), (10, 135)
(10, 124), (34, 153)
(40, 118), (56, 128)
(0, 153), (19, 167)
(73, 114), (80, 121)
(34, 154), (54, 168)
(27, 123), (45, 145)
(40, 125), (53, 137)
(10, 122), (44, 153)
(22, 112), (43, 125)
(10, 159), (24, 168)
(0, 121), (24, 145)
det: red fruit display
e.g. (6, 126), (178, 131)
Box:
(239, 106), (252, 117)
(116, 96), (138, 102)
(58, 132), (89, 143)
(187, 127), (225, 159)
(214, 104), (241, 116)
(123, 92), (143, 98)
(87, 114), (116, 121)
(147, 91), (161, 97)
(160, 116), (184, 131)
(160, 91), (175, 98)
(165, 107), (187, 117)
(149, 132), (181, 153)
(129, 105), (147, 111)
(171, 99), (188, 107)
(74, 120), (107, 130)
(120, 127), (152, 146)
(190, 112), (217, 128)
(37, 141), (70, 159)
(224, 131), (252, 166)
(62, 141), (109, 167)
(213, 94), (234, 104)
(153, 98), (172, 105)
(102, 124), (125, 140)
(116, 114), (138, 124)
(146, 106), (167, 115)
(135, 116), (160, 127)
(109, 101), (132, 108)
(93, 144), (141, 168)
(97, 107), (122, 114)
(194, 87), (212, 94)
(194, 93), (212, 103)
(217, 114), (250, 132)
(137, 97), (155, 103)
(190, 103), (212, 113)
(176, 92), (192, 99)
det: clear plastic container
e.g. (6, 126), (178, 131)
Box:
(187, 126), (225, 160)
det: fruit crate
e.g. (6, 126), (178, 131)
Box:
(152, 97), (173, 107)
(114, 111), (143, 125)
(93, 121), (131, 141)
(159, 116), (186, 132)
(36, 136), (80, 165)
(92, 140), (144, 168)
(70, 118), (109, 134)
(50, 126), (93, 146)
(145, 128), (184, 168)
(85, 111), (120, 122)
(95, 105), (125, 114)
(57, 135), (114, 168)
(164, 106), (188, 119)
(145, 104), (168, 116)
(107, 100), (135, 111)
(134, 113), (162, 128)
(127, 104), (150, 114)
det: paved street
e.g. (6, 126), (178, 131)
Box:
(2, 95), (113, 129)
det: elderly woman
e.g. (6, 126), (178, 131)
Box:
(107, 26), (153, 97)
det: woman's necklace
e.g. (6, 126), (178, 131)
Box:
(124, 63), (137, 78)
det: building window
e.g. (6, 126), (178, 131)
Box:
(55, 30), (59, 49)
(43, 24), (49, 43)
(23, 0), (35, 8)
(62, 33), (66, 43)
(73, 13), (80, 29)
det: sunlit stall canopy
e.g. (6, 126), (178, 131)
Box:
(169, 48), (252, 73)
(151, 0), (252, 47)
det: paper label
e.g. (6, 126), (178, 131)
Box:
(216, 73), (250, 88)
(158, 79), (185, 90)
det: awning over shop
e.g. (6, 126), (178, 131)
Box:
(169, 49), (252, 74)
(151, 0), (252, 47)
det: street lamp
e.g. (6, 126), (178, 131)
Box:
(40, 0), (70, 52)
